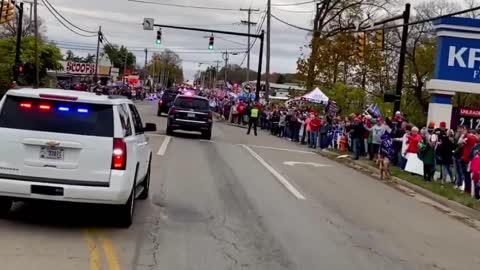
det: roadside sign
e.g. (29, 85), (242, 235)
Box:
(457, 108), (480, 130)
(143, 18), (154, 31)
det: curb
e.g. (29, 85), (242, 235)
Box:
(224, 122), (248, 129)
(317, 150), (480, 222)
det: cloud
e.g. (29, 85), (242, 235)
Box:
(38, 0), (317, 80)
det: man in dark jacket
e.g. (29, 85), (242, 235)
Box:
(350, 117), (366, 160)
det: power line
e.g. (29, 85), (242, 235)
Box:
(215, 36), (246, 46)
(56, 45), (246, 53)
(240, 10), (267, 66)
(40, 0), (97, 37)
(272, 5), (480, 35)
(273, 6), (314, 13)
(127, 0), (261, 12)
(42, 0), (97, 33)
(272, 0), (317, 7)
(271, 13), (311, 31)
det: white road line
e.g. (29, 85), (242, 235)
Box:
(241, 144), (306, 200)
(157, 136), (171, 156)
(245, 144), (316, 155)
(147, 133), (166, 137)
(199, 139), (215, 143)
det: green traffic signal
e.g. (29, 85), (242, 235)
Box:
(208, 44), (213, 50)
(156, 39), (161, 45)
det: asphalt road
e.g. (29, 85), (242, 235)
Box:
(1, 100), (480, 270)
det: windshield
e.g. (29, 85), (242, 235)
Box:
(0, 96), (113, 137)
(174, 97), (209, 111)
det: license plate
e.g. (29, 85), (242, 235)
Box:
(40, 147), (64, 160)
(187, 113), (195, 118)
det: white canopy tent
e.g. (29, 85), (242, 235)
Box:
(301, 87), (329, 104)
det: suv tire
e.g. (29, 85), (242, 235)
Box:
(202, 130), (212, 140)
(0, 197), (12, 217)
(157, 109), (162, 116)
(166, 126), (173, 136)
(138, 161), (151, 200)
(116, 168), (137, 228)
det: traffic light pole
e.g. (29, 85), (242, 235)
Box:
(153, 23), (265, 101)
(393, 3), (410, 115)
(13, 2), (23, 82)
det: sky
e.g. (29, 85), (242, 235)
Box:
(33, 0), (426, 81)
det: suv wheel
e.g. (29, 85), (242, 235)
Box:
(0, 197), (12, 217)
(117, 169), (137, 227)
(202, 130), (212, 140)
(166, 126), (173, 136)
(157, 108), (162, 116)
(138, 161), (151, 200)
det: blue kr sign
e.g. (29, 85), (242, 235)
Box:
(434, 17), (480, 84)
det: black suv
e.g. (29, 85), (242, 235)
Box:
(166, 95), (212, 140)
(157, 90), (180, 116)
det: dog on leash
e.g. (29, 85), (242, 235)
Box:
(376, 154), (391, 180)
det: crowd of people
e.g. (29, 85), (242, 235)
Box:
(224, 102), (480, 200)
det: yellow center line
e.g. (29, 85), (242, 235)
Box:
(98, 231), (122, 270)
(82, 229), (102, 270)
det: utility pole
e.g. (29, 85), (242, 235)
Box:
(13, 2), (23, 82)
(33, 0), (39, 88)
(265, 0), (271, 101)
(123, 49), (128, 86)
(222, 51), (229, 85)
(144, 48), (148, 89)
(94, 26), (102, 84)
(394, 3), (411, 115)
(214, 60), (221, 87)
(240, 8), (259, 83)
(306, 3), (322, 91)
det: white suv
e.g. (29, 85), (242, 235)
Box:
(0, 88), (156, 227)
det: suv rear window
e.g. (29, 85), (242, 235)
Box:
(0, 96), (114, 137)
(162, 91), (180, 101)
(174, 97), (209, 111)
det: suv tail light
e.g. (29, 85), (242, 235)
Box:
(169, 107), (176, 117)
(112, 138), (127, 170)
(159, 99), (163, 105)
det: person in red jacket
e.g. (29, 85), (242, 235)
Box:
(308, 113), (321, 149)
(404, 127), (422, 155)
(460, 128), (478, 193)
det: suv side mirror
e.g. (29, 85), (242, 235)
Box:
(143, 123), (157, 132)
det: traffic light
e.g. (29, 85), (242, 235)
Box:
(17, 63), (23, 74)
(376, 29), (384, 50)
(0, 0), (16, 25)
(208, 35), (214, 51)
(155, 29), (162, 45)
(355, 32), (366, 60)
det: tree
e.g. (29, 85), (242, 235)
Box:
(303, 0), (394, 89)
(0, 14), (45, 38)
(147, 49), (184, 87)
(64, 50), (95, 63)
(103, 44), (136, 75)
(0, 37), (62, 94)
